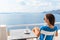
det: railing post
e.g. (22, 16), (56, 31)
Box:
(0, 25), (7, 40)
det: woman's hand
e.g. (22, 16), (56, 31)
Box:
(32, 27), (40, 37)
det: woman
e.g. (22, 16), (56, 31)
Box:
(32, 13), (58, 40)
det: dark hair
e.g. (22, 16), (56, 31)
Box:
(46, 13), (55, 26)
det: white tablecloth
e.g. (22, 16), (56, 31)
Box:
(8, 29), (37, 40)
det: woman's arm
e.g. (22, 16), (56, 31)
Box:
(53, 31), (58, 40)
(55, 31), (58, 36)
(32, 27), (40, 37)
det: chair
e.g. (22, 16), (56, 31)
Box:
(41, 30), (56, 40)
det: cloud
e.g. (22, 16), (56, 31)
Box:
(16, 0), (54, 12)
(0, 0), (8, 12)
(0, 0), (60, 12)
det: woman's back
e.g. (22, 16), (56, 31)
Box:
(39, 26), (58, 40)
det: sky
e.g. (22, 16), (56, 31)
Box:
(0, 0), (60, 13)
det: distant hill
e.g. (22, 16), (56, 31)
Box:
(42, 9), (60, 14)
(0, 9), (60, 14)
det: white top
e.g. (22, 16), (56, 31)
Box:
(9, 29), (37, 40)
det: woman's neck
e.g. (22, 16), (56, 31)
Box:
(48, 24), (54, 28)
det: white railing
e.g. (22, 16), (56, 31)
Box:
(6, 22), (60, 27)
(2, 22), (59, 31)
(0, 22), (60, 29)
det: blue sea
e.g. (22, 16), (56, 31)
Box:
(0, 11), (60, 31)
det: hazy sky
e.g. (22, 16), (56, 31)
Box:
(0, 0), (60, 12)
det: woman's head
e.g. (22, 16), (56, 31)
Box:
(44, 13), (55, 26)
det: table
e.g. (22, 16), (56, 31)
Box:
(9, 29), (38, 40)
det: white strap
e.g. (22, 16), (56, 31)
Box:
(41, 30), (56, 35)
(43, 35), (46, 40)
